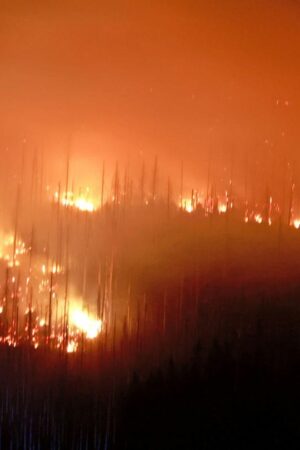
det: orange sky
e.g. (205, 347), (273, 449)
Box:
(0, 0), (299, 193)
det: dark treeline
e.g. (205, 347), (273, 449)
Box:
(0, 279), (299, 449)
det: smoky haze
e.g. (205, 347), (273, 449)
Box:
(0, 0), (299, 199)
(0, 4), (300, 448)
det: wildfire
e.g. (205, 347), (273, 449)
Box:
(0, 233), (27, 265)
(67, 340), (78, 353)
(218, 203), (227, 214)
(0, 230), (103, 353)
(254, 214), (263, 224)
(70, 308), (102, 340)
(293, 219), (300, 229)
(55, 190), (97, 213)
(181, 198), (194, 213)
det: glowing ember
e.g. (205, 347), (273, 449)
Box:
(0, 232), (27, 264)
(67, 341), (78, 353)
(51, 263), (62, 274)
(254, 214), (263, 224)
(218, 203), (227, 214)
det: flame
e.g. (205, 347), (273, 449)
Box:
(74, 198), (95, 212)
(41, 263), (63, 275)
(55, 190), (97, 213)
(181, 198), (194, 213)
(293, 219), (300, 229)
(70, 308), (102, 339)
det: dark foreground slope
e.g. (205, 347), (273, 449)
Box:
(117, 317), (300, 450)
(0, 291), (299, 450)
(0, 216), (300, 449)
